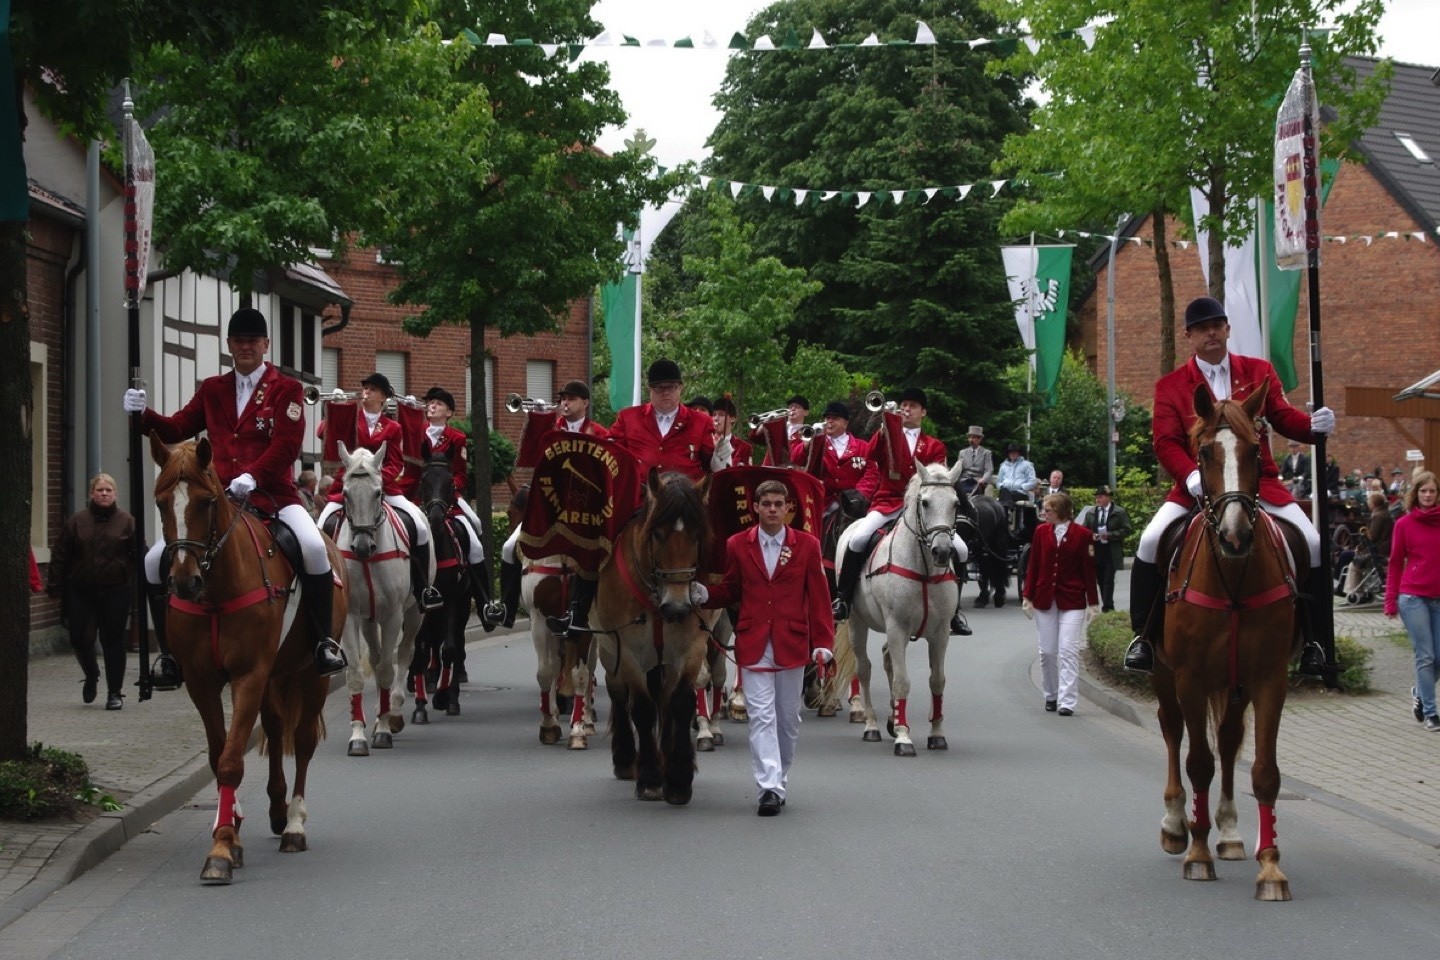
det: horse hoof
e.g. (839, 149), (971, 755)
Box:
(993, 596), (1005, 608)
(445, 700), (460, 717)
(431, 689), (450, 711)
(347, 739), (370, 757)
(664, 787), (692, 806)
(636, 785), (664, 801)
(729, 709), (748, 723)
(567, 736), (588, 750)
(849, 710), (866, 723)
(230, 844), (244, 869)
(862, 730), (882, 742)
(894, 742), (917, 757)
(886, 719), (896, 738)
(583, 723), (597, 736)
(372, 731), (393, 749)
(711, 731), (724, 747)
(1216, 840), (1247, 861)
(539, 726), (561, 745)
(1256, 879), (1292, 902)
(696, 736), (714, 753)
(614, 765), (636, 781)
(974, 595), (989, 608)
(817, 704), (837, 718)
(1160, 830), (1187, 856)
(926, 736), (948, 750)
(389, 715), (405, 735)
(1183, 860), (1216, 881)
(200, 856), (233, 885)
(412, 706), (429, 725)
(279, 831), (307, 853)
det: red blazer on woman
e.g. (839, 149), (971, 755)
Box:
(322, 412), (405, 501)
(704, 526), (834, 670)
(422, 424), (470, 500)
(1023, 521), (1100, 611)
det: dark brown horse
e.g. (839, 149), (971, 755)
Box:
(592, 469), (711, 804)
(1152, 383), (1299, 901)
(150, 435), (344, 884)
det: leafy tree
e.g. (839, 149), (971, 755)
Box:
(379, 0), (685, 544)
(985, 0), (1388, 376)
(703, 0), (1033, 451)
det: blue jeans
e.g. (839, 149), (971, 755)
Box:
(1399, 594), (1440, 719)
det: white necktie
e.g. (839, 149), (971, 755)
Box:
(905, 428), (919, 455)
(657, 413), (672, 436)
(1207, 366), (1227, 400)
(763, 536), (780, 576)
(236, 375), (253, 417)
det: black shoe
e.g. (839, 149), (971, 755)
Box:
(418, 585), (444, 612)
(314, 639), (348, 677)
(150, 654), (183, 691)
(105, 690), (124, 711)
(1057, 706), (1074, 716)
(757, 790), (783, 817)
(81, 676), (98, 704)
(1296, 641), (1326, 677)
(950, 612), (972, 636)
(1044, 700), (1057, 712)
(1413, 686), (1425, 723)
(1123, 637), (1154, 674)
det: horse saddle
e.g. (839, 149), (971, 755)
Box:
(322, 506), (420, 552)
(267, 519), (304, 578)
(860, 513), (902, 556)
(1159, 508), (1309, 594)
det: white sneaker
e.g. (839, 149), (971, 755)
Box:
(1425, 716), (1440, 733)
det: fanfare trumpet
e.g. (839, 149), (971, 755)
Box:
(384, 394), (427, 415)
(304, 386), (361, 405)
(505, 392), (555, 414)
(797, 422), (822, 441)
(746, 408), (791, 429)
(864, 390), (897, 413)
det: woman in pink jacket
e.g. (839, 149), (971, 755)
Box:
(1023, 493), (1099, 716)
(1386, 471), (1440, 730)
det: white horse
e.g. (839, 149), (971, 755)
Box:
(694, 608), (730, 752)
(335, 442), (427, 756)
(521, 559), (599, 749)
(834, 459), (964, 756)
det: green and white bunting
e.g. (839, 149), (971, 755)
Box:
(694, 173), (1009, 207)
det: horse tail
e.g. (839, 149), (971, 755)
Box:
(1206, 688), (1239, 743)
(828, 621), (856, 696)
(257, 682), (326, 758)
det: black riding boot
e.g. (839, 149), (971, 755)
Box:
(470, 562), (500, 632)
(1296, 569), (1331, 678)
(300, 571), (347, 676)
(411, 541), (443, 611)
(146, 584), (182, 691)
(1124, 559), (1162, 674)
(498, 558), (523, 628)
(546, 576), (597, 638)
(833, 548), (867, 620)
(949, 555), (973, 636)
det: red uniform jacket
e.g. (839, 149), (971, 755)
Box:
(1153, 353), (1315, 508)
(141, 363), (305, 510)
(556, 415), (610, 439)
(1023, 522), (1100, 611)
(728, 436), (755, 467)
(422, 424), (470, 500)
(607, 402), (717, 482)
(322, 411), (405, 501)
(855, 433), (946, 514)
(794, 433), (871, 504)
(704, 526), (835, 670)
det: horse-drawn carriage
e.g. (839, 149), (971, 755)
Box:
(961, 493), (1039, 606)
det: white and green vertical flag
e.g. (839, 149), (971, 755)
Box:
(600, 227), (642, 411)
(1001, 245), (1073, 407)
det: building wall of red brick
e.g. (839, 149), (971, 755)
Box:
(1080, 161), (1440, 481)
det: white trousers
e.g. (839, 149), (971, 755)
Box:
(317, 494), (432, 547)
(845, 509), (968, 563)
(1137, 498), (1321, 566)
(502, 522), (522, 564)
(1035, 606), (1087, 711)
(453, 498), (485, 564)
(145, 502), (330, 582)
(742, 643), (805, 800)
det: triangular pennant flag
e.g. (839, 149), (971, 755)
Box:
(540, 44), (559, 56)
(940, 186), (959, 198)
(891, 190), (905, 204)
(1057, 229), (1068, 237)
(1129, 237), (1145, 245)
(861, 33), (882, 47)
(486, 33), (508, 45)
(780, 29), (802, 50)
(957, 184), (973, 200)
(1417, 232), (1429, 242)
(857, 192), (872, 207)
(728, 32), (748, 49)
(1334, 236), (1347, 244)
(808, 28), (828, 49)
(1077, 25), (1098, 49)
(674, 36), (694, 48)
(840, 191), (856, 204)
(761, 185), (775, 201)
(1179, 240), (1190, 250)
(969, 37), (991, 49)
(914, 21), (938, 45)
(697, 175), (711, 189)
(729, 181), (745, 198)
(1384, 231), (1399, 238)
(754, 34), (776, 50)
(794, 189), (809, 205)
(588, 30), (615, 46)
(1363, 236), (1373, 245)
(644, 37), (668, 47)
(990, 179), (1007, 196)
(819, 190), (838, 202)
(993, 38), (1020, 55)
(924, 188), (940, 203)
(701, 31), (720, 48)
(620, 35), (641, 47)
(776, 188), (793, 203)
(1023, 36), (1040, 54)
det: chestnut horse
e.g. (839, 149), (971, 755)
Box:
(1153, 383), (1299, 901)
(592, 469), (711, 804)
(150, 435), (344, 884)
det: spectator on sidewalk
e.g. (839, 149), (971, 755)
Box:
(1385, 471), (1440, 731)
(47, 474), (135, 710)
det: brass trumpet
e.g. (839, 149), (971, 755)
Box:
(304, 385), (361, 405)
(864, 390), (897, 413)
(747, 408), (791, 429)
(384, 395), (427, 415)
(797, 422), (823, 441)
(505, 392), (555, 414)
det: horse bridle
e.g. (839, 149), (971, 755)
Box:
(160, 480), (247, 577)
(1196, 421), (1263, 536)
(903, 476), (958, 562)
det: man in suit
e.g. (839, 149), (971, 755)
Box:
(1124, 296), (1335, 675)
(1044, 469), (1066, 497)
(1281, 440), (1310, 496)
(123, 307), (347, 683)
(955, 425), (993, 496)
(696, 480), (834, 816)
(1081, 485), (1130, 612)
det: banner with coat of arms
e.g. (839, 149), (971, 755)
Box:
(518, 432), (643, 574)
(707, 466), (827, 576)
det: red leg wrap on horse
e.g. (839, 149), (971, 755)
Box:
(541, 690), (551, 717)
(571, 695), (585, 724)
(695, 689), (710, 719)
(1192, 790), (1211, 829)
(214, 784), (236, 833)
(931, 693), (943, 722)
(895, 698), (908, 730)
(711, 687), (723, 715)
(438, 665), (452, 691)
(428, 650), (439, 669)
(1257, 803), (1277, 854)
(379, 687), (391, 716)
(350, 692), (364, 723)
(850, 677), (860, 699)
(414, 673), (427, 700)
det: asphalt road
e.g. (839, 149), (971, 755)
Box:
(19, 617), (1440, 960)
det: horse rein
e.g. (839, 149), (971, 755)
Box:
(163, 487), (250, 577)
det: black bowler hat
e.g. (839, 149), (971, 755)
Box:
(822, 400), (850, 420)
(424, 386), (456, 410)
(1006, 442), (1024, 454)
(713, 394), (738, 417)
(899, 387), (928, 407)
(1184, 296), (1228, 329)
(687, 395), (713, 414)
(647, 358), (683, 384)
(558, 379), (590, 400)
(361, 372), (395, 398)
(787, 395), (810, 411)
(1095, 484), (1112, 497)
(227, 307), (268, 338)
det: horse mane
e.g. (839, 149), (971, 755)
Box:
(1189, 398), (1258, 449)
(642, 471), (711, 571)
(347, 448), (382, 480)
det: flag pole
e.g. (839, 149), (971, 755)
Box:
(1026, 232), (1035, 449)
(122, 80), (152, 702)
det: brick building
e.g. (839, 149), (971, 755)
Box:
(1077, 59), (1440, 481)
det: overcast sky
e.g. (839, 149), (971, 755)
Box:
(575, 0), (1436, 170)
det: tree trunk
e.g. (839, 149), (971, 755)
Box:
(1152, 207), (1178, 375)
(1206, 168), (1228, 300)
(0, 219), (33, 761)
(468, 315), (494, 562)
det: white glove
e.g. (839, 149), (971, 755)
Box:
(123, 388), (147, 414)
(710, 433), (734, 472)
(1185, 469), (1203, 498)
(813, 648), (834, 665)
(1022, 598), (1034, 620)
(689, 582), (709, 605)
(227, 473), (257, 499)
(1310, 406), (1335, 435)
